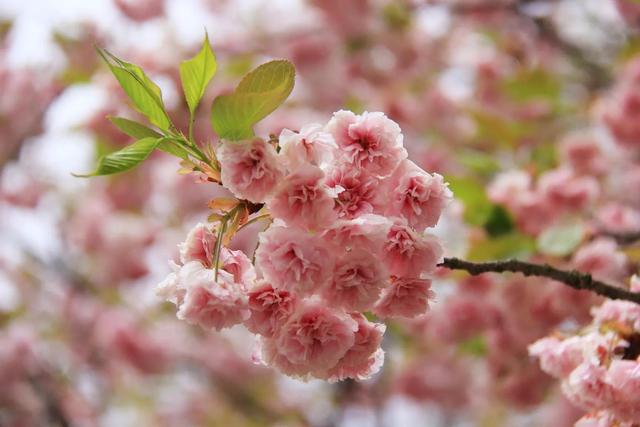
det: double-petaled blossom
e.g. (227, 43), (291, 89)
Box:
(244, 281), (297, 338)
(156, 224), (255, 331)
(267, 164), (337, 231)
(257, 300), (358, 378)
(278, 124), (337, 170)
(326, 110), (407, 177)
(374, 277), (435, 319)
(217, 138), (284, 203)
(321, 248), (389, 311)
(383, 159), (452, 232)
(175, 262), (249, 331)
(179, 222), (218, 267)
(255, 226), (334, 296)
(321, 214), (390, 255)
(383, 218), (443, 277)
(325, 165), (379, 219)
(324, 314), (386, 382)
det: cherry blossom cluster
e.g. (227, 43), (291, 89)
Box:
(156, 110), (452, 381)
(529, 276), (640, 426)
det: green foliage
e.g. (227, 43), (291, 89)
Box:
(108, 116), (162, 139)
(179, 33), (217, 115)
(537, 221), (585, 257)
(108, 116), (189, 160)
(382, 2), (411, 31)
(446, 176), (494, 226)
(467, 232), (536, 261)
(98, 48), (172, 130)
(483, 205), (514, 237)
(457, 150), (501, 176)
(470, 109), (533, 148)
(503, 68), (561, 104)
(74, 137), (160, 177)
(211, 60), (295, 140)
(458, 336), (487, 357)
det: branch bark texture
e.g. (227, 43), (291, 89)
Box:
(439, 257), (640, 304)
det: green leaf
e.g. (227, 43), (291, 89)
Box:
(108, 116), (162, 139)
(483, 205), (514, 237)
(74, 137), (160, 177)
(503, 68), (560, 103)
(211, 60), (295, 140)
(98, 49), (172, 130)
(180, 34), (217, 115)
(467, 232), (536, 261)
(157, 139), (190, 160)
(446, 176), (494, 226)
(458, 336), (487, 357)
(537, 221), (585, 257)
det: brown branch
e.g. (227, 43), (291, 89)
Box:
(599, 230), (640, 246)
(438, 257), (640, 304)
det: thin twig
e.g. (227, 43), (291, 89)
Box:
(599, 230), (640, 246)
(438, 257), (640, 304)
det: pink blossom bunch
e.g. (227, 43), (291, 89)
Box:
(157, 110), (451, 380)
(488, 167), (600, 236)
(603, 58), (640, 150)
(529, 300), (640, 425)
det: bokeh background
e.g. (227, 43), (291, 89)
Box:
(1, 0), (639, 426)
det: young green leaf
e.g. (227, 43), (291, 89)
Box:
(537, 222), (585, 257)
(108, 116), (163, 139)
(73, 137), (161, 177)
(211, 59), (295, 140)
(98, 48), (172, 130)
(157, 139), (190, 160)
(180, 34), (217, 115)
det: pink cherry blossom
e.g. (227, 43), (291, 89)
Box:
(383, 159), (452, 232)
(325, 110), (407, 177)
(373, 277), (435, 319)
(267, 165), (337, 231)
(528, 336), (585, 378)
(219, 248), (256, 287)
(538, 168), (600, 212)
(179, 222), (218, 267)
(321, 214), (391, 255)
(217, 138), (284, 203)
(114, 0), (164, 22)
(590, 300), (640, 331)
(255, 226), (334, 296)
(325, 165), (379, 219)
(321, 248), (389, 311)
(488, 170), (532, 207)
(155, 262), (184, 306)
(174, 262), (249, 331)
(572, 238), (627, 283)
(575, 411), (634, 427)
(245, 281), (297, 338)
(603, 84), (640, 150)
(324, 314), (386, 382)
(260, 300), (357, 378)
(562, 363), (615, 412)
(278, 124), (337, 170)
(596, 203), (640, 234)
(560, 134), (607, 176)
(383, 218), (443, 277)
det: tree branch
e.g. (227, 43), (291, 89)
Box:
(438, 257), (640, 304)
(599, 230), (640, 246)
